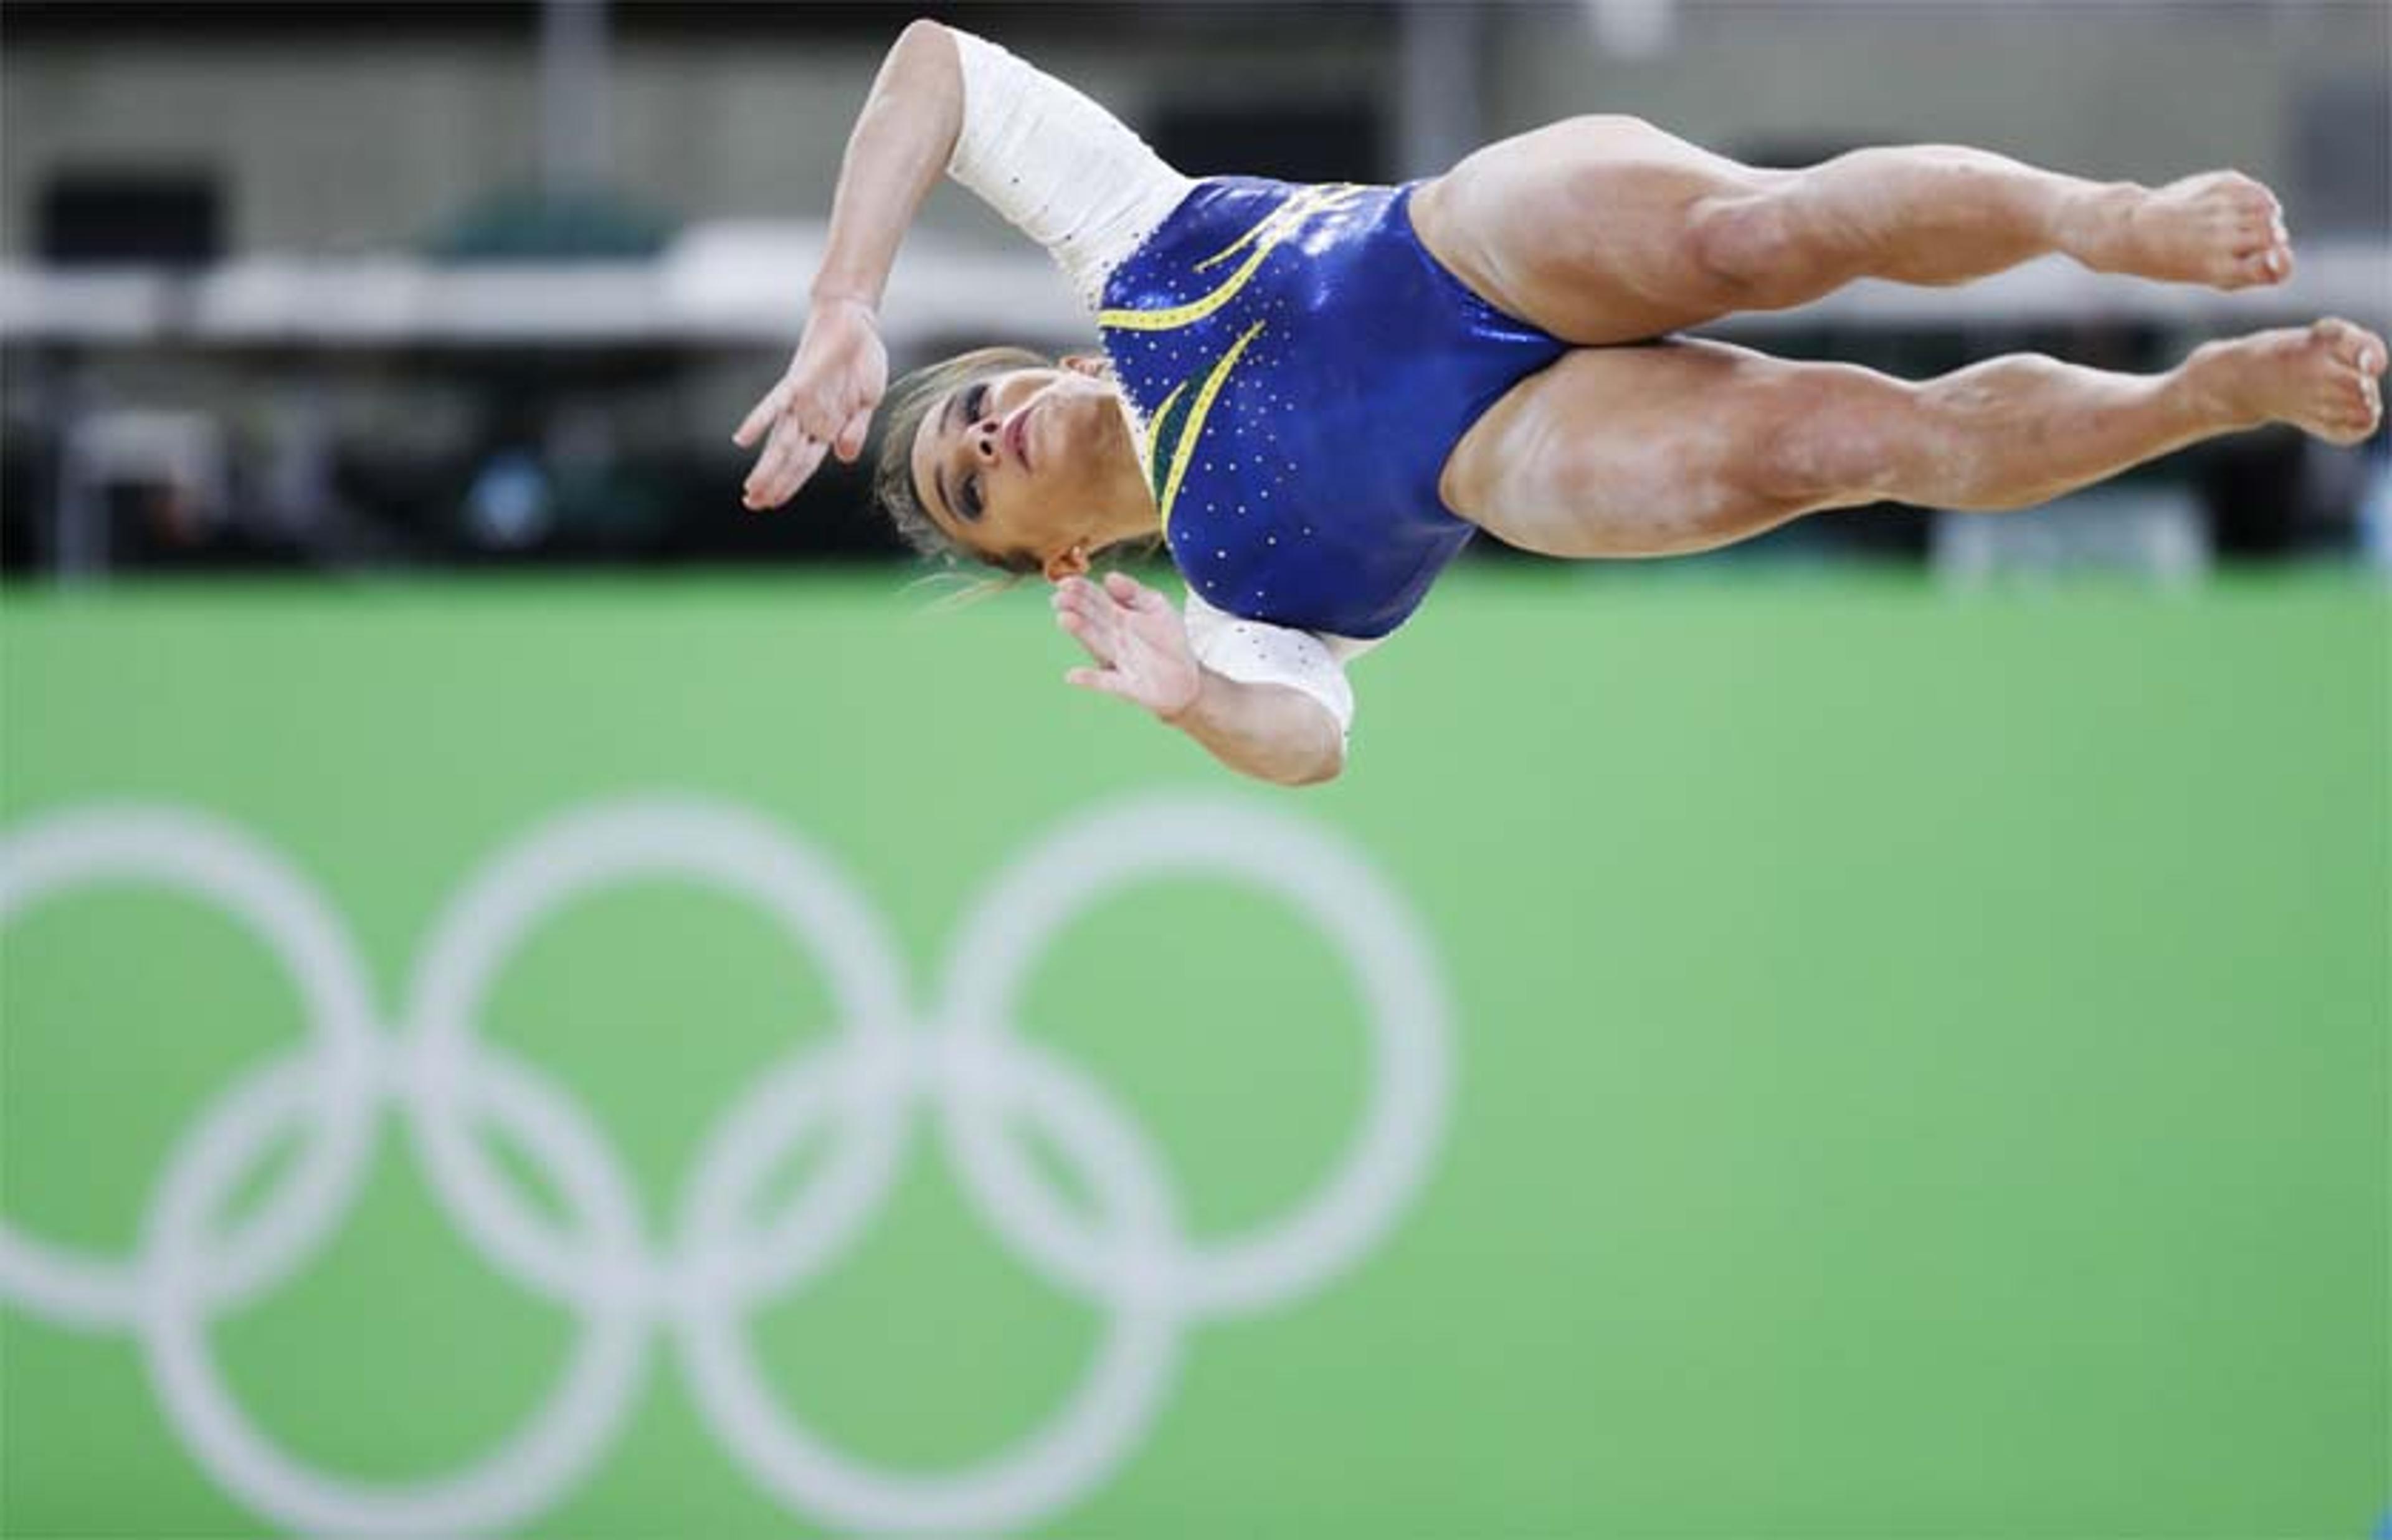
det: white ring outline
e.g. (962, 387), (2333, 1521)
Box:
(404, 798), (914, 1313)
(0, 807), (379, 1329)
(676, 1037), (1185, 1536)
(936, 796), (1452, 1316)
(138, 1051), (652, 1539)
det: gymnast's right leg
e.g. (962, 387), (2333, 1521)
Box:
(1686, 150), (2293, 309)
(1441, 321), (2385, 560)
(1411, 116), (2294, 346)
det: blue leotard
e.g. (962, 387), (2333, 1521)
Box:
(1097, 177), (1568, 640)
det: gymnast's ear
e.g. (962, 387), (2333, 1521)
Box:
(1060, 352), (1114, 380)
(1042, 541), (1092, 583)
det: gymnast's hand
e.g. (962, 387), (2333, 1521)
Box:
(1053, 572), (1203, 720)
(733, 295), (888, 511)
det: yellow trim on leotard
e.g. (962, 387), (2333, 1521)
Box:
(1193, 182), (1366, 272)
(1104, 186), (1370, 529)
(1157, 320), (1266, 534)
(1098, 184), (1368, 333)
(1098, 242), (1274, 333)
(1142, 378), (1188, 486)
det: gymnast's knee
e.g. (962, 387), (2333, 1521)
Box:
(1685, 189), (1831, 306)
(1556, 110), (1668, 141)
(1689, 192), (1775, 284)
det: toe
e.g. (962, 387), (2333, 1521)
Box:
(2310, 317), (2361, 355)
(2338, 374), (2381, 430)
(2236, 207), (2283, 246)
(2228, 171), (2278, 208)
(2237, 249), (2287, 286)
(2218, 174), (2267, 211)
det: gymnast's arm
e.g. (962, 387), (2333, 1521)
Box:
(1168, 672), (1348, 788)
(807, 19), (961, 318)
(737, 22), (1191, 506)
(733, 19), (954, 502)
(1055, 574), (1348, 788)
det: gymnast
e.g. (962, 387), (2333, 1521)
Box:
(734, 19), (2386, 786)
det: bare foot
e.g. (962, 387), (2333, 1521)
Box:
(2185, 319), (2387, 445)
(2066, 171), (2293, 290)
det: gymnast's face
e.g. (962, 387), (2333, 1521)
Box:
(908, 356), (1152, 580)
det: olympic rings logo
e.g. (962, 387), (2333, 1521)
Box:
(0, 794), (1452, 1536)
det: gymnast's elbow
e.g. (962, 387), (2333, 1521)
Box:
(1187, 678), (1348, 787)
(1288, 755), (1344, 788)
(1283, 725), (1348, 788)
(1225, 727), (1342, 788)
(887, 17), (959, 81)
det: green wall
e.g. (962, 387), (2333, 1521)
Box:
(3, 572), (2385, 1536)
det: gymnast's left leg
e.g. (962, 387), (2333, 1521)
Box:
(1442, 321), (2386, 559)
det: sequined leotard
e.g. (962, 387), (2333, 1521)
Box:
(1097, 179), (1569, 640)
(942, 26), (1564, 734)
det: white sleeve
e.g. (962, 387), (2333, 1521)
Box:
(944, 28), (1195, 314)
(1182, 590), (1357, 747)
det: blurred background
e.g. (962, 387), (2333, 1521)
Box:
(2, 2), (2386, 1536)
(3, 0), (2388, 575)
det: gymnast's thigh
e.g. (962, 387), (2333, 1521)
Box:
(1438, 337), (1849, 559)
(1409, 117), (1782, 347)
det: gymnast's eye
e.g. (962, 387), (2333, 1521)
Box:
(951, 381), (992, 522)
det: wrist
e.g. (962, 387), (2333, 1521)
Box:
(807, 289), (880, 323)
(1155, 666), (1208, 727)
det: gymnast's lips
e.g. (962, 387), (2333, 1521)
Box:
(1005, 404), (1033, 472)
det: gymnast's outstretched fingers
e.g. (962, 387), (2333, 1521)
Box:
(734, 295), (888, 510)
(743, 420), (826, 511)
(1053, 579), (1118, 660)
(1101, 570), (1171, 614)
(1055, 573), (1200, 717)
